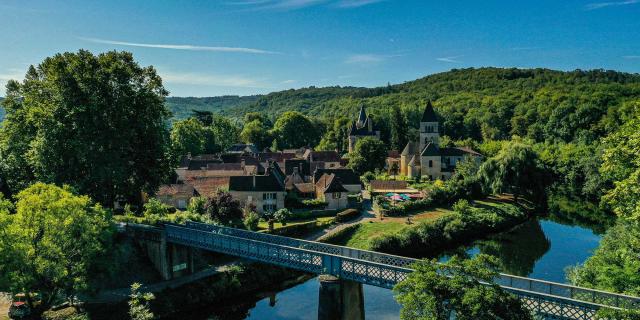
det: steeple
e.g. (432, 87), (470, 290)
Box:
(421, 101), (438, 123)
(356, 105), (367, 128)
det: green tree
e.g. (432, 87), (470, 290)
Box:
(274, 208), (292, 226)
(170, 118), (207, 157)
(240, 120), (272, 150)
(390, 105), (408, 150)
(0, 183), (113, 312)
(270, 111), (321, 149)
(478, 141), (546, 203)
(204, 191), (244, 227)
(128, 283), (155, 320)
(394, 255), (531, 320)
(209, 115), (240, 152)
(0, 50), (172, 206)
(600, 104), (640, 222)
(348, 137), (387, 175)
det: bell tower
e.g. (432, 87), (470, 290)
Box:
(419, 101), (439, 151)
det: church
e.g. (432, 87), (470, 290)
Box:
(347, 105), (381, 153)
(400, 101), (483, 180)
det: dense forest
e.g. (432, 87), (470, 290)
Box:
(165, 95), (260, 121)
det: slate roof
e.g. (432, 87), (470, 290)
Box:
(401, 142), (419, 156)
(441, 147), (483, 157)
(421, 101), (438, 122)
(313, 168), (361, 185)
(315, 174), (348, 193)
(257, 152), (297, 163)
(421, 142), (440, 157)
(206, 163), (243, 171)
(284, 159), (311, 176)
(227, 144), (259, 154)
(306, 151), (342, 163)
(228, 174), (285, 192)
(356, 105), (367, 128)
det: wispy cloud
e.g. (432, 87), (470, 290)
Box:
(160, 70), (267, 88)
(335, 0), (385, 8)
(436, 55), (463, 63)
(280, 79), (296, 84)
(226, 0), (383, 10)
(623, 55), (640, 59)
(584, 0), (639, 10)
(345, 53), (402, 64)
(79, 37), (280, 55)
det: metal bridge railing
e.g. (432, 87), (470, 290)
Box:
(165, 224), (412, 289)
(170, 221), (640, 311)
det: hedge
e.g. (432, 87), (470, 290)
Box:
(335, 209), (360, 223)
(370, 202), (529, 257)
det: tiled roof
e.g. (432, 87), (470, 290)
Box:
(315, 174), (348, 193)
(157, 184), (197, 197)
(388, 150), (400, 158)
(185, 177), (230, 197)
(294, 182), (315, 194)
(370, 180), (408, 191)
(313, 168), (361, 185)
(307, 151), (342, 163)
(229, 174), (285, 192)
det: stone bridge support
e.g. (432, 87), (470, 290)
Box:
(124, 223), (195, 280)
(318, 275), (365, 320)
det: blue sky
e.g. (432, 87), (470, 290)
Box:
(1, 0), (640, 97)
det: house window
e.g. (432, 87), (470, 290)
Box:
(263, 193), (276, 200)
(177, 200), (186, 209)
(332, 192), (341, 199)
(428, 160), (433, 168)
(263, 204), (277, 212)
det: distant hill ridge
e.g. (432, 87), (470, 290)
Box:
(3, 68), (640, 122)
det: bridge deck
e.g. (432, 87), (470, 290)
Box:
(163, 222), (640, 319)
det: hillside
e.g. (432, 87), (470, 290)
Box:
(166, 95), (260, 120)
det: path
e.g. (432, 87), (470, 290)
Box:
(305, 197), (377, 241)
(0, 293), (9, 320)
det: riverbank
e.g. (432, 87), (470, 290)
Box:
(323, 197), (532, 258)
(84, 263), (311, 319)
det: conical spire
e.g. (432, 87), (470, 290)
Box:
(356, 105), (367, 128)
(421, 101), (438, 122)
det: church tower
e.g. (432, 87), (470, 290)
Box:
(419, 101), (440, 152)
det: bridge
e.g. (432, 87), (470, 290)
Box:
(127, 221), (640, 319)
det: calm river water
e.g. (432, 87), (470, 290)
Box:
(205, 217), (603, 320)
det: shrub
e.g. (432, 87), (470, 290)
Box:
(187, 196), (207, 215)
(302, 198), (328, 209)
(335, 209), (360, 222)
(243, 207), (260, 231)
(274, 208), (293, 226)
(144, 199), (170, 217)
(452, 199), (472, 215)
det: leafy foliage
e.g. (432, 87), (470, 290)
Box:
(348, 137), (388, 175)
(204, 191), (244, 227)
(269, 111), (322, 149)
(0, 183), (113, 311)
(128, 283), (155, 320)
(394, 254), (531, 320)
(0, 50), (173, 206)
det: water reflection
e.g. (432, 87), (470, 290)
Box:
(199, 218), (601, 319)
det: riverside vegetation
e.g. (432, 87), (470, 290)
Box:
(0, 50), (639, 318)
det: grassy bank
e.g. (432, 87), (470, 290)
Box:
(325, 199), (530, 258)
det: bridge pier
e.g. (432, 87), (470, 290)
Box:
(317, 275), (364, 320)
(129, 225), (195, 280)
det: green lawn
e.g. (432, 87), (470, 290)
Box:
(258, 216), (334, 230)
(343, 221), (407, 249)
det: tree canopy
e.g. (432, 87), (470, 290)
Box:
(394, 255), (531, 320)
(348, 137), (388, 175)
(0, 50), (173, 206)
(269, 111), (321, 149)
(0, 183), (113, 311)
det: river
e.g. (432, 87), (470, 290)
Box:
(199, 217), (604, 319)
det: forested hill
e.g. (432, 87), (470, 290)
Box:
(222, 68), (640, 121)
(166, 95), (260, 120)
